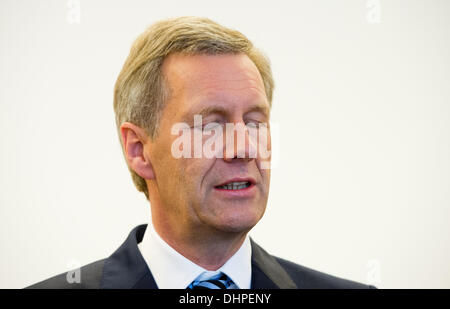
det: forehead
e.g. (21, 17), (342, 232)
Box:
(161, 53), (268, 113)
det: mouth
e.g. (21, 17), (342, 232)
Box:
(214, 178), (255, 191)
(215, 181), (252, 190)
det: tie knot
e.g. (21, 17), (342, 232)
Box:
(187, 271), (238, 289)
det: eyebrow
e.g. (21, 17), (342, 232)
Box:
(182, 104), (270, 123)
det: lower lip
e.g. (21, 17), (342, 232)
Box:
(213, 183), (256, 198)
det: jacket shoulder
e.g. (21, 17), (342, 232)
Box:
(275, 257), (377, 289)
(26, 259), (106, 289)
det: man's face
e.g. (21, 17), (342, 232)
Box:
(147, 53), (271, 235)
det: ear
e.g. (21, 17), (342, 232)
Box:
(120, 122), (155, 180)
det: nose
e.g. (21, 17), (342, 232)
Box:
(223, 122), (255, 163)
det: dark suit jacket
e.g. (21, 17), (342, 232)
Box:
(27, 224), (376, 289)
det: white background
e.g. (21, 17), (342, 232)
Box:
(1, 0), (449, 289)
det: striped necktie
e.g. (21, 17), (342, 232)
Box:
(187, 271), (239, 289)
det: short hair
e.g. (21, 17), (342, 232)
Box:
(113, 16), (274, 200)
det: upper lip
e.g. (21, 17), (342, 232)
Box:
(215, 177), (256, 187)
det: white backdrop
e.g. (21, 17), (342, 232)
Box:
(1, 0), (449, 289)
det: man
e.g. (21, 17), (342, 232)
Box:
(28, 17), (375, 289)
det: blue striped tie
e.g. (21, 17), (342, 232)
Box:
(187, 271), (239, 289)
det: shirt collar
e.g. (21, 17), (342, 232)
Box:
(137, 220), (252, 289)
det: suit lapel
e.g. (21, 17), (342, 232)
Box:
(101, 224), (157, 289)
(100, 224), (297, 289)
(250, 239), (297, 289)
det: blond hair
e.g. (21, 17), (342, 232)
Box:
(113, 16), (274, 200)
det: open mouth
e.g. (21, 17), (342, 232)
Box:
(215, 181), (252, 190)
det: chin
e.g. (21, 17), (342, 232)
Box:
(199, 197), (267, 233)
(213, 210), (264, 234)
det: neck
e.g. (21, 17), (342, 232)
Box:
(150, 212), (248, 271)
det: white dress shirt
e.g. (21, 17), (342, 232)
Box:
(137, 220), (252, 289)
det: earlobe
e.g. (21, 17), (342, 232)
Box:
(120, 122), (156, 180)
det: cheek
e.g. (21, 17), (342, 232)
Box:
(181, 158), (216, 192)
(262, 168), (271, 182)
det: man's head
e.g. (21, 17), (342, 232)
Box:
(114, 17), (274, 236)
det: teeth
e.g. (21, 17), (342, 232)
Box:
(217, 181), (251, 190)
